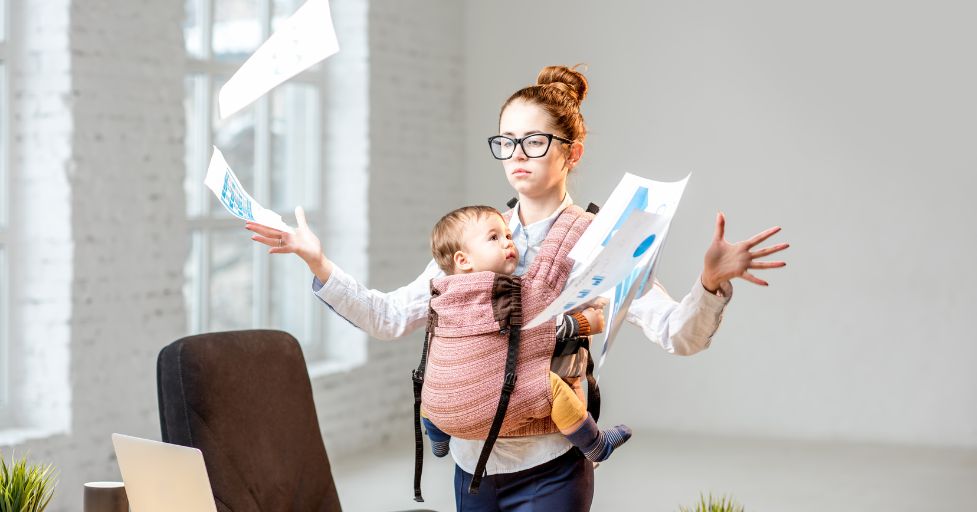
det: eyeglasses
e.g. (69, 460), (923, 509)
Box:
(487, 133), (574, 160)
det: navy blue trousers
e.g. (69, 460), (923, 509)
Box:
(453, 449), (594, 512)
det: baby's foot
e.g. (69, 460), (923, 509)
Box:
(430, 439), (449, 458)
(583, 424), (632, 463)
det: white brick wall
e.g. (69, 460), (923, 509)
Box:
(65, 0), (189, 485)
(1, 1), (467, 510)
(2, 0), (188, 510)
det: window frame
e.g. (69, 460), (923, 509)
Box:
(0, 0), (11, 416)
(184, 0), (356, 365)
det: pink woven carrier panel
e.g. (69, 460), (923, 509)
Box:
(422, 206), (592, 439)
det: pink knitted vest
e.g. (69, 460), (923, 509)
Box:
(421, 205), (593, 439)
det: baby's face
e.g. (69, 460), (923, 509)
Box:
(459, 213), (518, 275)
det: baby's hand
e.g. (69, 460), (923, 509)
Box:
(581, 305), (605, 335)
(564, 376), (586, 403)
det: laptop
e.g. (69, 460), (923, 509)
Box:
(111, 433), (219, 512)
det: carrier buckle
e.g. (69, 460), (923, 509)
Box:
(411, 369), (423, 385)
(502, 372), (517, 394)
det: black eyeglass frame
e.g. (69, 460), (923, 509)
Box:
(486, 133), (575, 160)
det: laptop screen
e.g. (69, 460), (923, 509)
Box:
(111, 433), (218, 512)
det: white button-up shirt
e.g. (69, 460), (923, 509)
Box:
(313, 195), (732, 474)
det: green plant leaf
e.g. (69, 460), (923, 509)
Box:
(0, 452), (57, 512)
(676, 492), (744, 512)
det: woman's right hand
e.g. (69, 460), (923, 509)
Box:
(246, 206), (334, 282)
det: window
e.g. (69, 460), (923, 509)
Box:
(0, 0), (9, 413)
(183, 0), (367, 367)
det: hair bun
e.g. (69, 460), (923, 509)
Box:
(536, 65), (588, 104)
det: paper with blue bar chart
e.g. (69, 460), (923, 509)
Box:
(522, 173), (689, 374)
(204, 147), (295, 234)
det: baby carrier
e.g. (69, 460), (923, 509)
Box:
(411, 203), (601, 500)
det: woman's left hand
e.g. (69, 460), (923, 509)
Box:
(701, 212), (789, 292)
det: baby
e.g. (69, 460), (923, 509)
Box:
(422, 205), (631, 463)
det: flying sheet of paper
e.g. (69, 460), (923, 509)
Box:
(218, 0), (339, 119)
(204, 146), (295, 234)
(523, 211), (669, 330)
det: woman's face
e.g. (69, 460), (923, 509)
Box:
(498, 100), (574, 200)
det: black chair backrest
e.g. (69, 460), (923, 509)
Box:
(157, 330), (342, 512)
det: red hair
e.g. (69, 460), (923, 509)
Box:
(500, 65), (589, 143)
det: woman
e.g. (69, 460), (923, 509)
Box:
(247, 65), (788, 511)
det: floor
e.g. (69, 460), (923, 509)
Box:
(330, 430), (977, 512)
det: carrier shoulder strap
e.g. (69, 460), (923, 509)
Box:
(586, 345), (601, 421)
(411, 294), (438, 502)
(504, 197), (600, 215)
(467, 274), (523, 494)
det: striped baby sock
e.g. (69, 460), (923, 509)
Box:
(430, 440), (449, 458)
(422, 417), (451, 458)
(566, 413), (632, 462)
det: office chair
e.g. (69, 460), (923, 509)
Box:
(157, 329), (435, 512)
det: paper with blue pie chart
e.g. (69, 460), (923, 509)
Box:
(596, 230), (669, 379)
(594, 174), (688, 375)
(523, 210), (669, 330)
(524, 172), (689, 378)
(569, 173), (689, 265)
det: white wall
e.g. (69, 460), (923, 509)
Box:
(465, 0), (977, 447)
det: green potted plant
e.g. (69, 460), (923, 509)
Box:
(0, 452), (57, 512)
(678, 493), (744, 512)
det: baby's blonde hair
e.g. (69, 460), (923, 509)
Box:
(431, 205), (504, 275)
